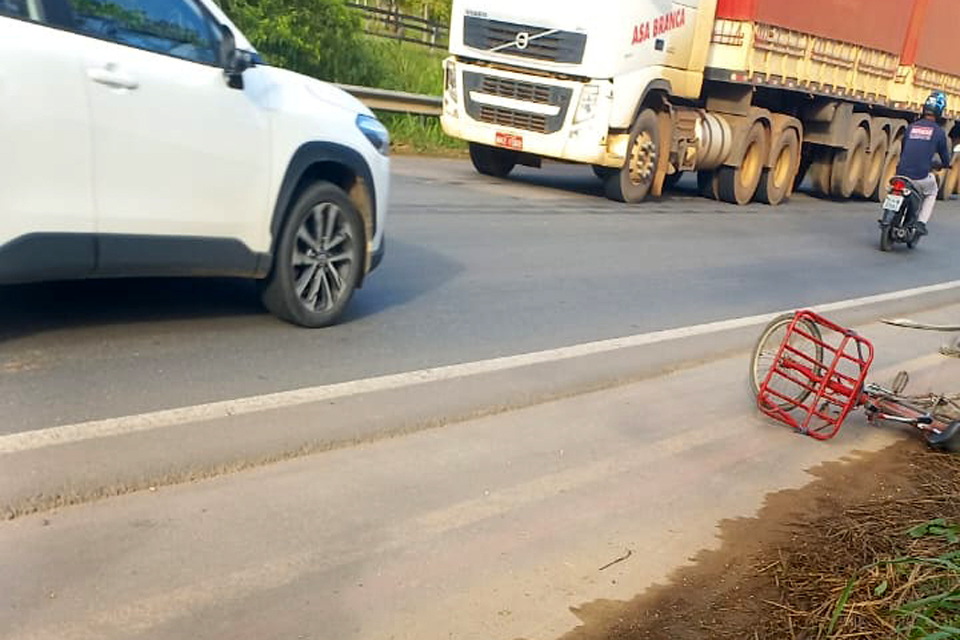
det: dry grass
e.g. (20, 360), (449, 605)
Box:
(761, 452), (960, 639)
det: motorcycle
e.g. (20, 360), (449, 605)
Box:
(878, 153), (951, 252)
(879, 175), (924, 252)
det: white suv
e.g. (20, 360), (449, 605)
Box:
(0, 0), (389, 327)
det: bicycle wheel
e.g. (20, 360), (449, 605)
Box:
(750, 313), (825, 411)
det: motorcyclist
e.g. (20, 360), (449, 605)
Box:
(895, 91), (952, 236)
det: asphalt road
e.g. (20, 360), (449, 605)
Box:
(5, 307), (960, 640)
(2, 158), (959, 432)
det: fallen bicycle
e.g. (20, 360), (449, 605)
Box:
(750, 310), (960, 451)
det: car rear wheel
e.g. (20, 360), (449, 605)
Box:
(261, 182), (364, 328)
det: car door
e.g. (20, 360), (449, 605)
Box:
(62, 0), (271, 275)
(0, 0), (96, 281)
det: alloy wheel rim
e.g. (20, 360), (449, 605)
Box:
(292, 202), (354, 313)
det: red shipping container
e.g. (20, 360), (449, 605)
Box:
(716, 0), (915, 55)
(906, 0), (960, 77)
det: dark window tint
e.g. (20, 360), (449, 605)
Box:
(67, 0), (218, 64)
(0, 0), (42, 20)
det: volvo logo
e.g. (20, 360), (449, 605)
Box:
(488, 27), (559, 54)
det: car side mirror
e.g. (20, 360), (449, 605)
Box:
(219, 24), (253, 89)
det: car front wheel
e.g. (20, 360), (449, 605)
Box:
(261, 182), (364, 327)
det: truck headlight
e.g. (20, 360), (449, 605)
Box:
(444, 60), (458, 117)
(574, 84), (600, 124)
(357, 114), (390, 156)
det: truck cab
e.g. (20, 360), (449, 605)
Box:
(442, 0), (713, 194)
(443, 0), (960, 207)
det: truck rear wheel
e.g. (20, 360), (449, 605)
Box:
(697, 170), (719, 200)
(809, 149), (834, 197)
(469, 142), (517, 178)
(831, 127), (868, 199)
(858, 133), (888, 200)
(875, 141), (902, 201)
(605, 109), (660, 204)
(663, 170), (684, 190)
(756, 129), (800, 206)
(938, 157), (959, 201)
(718, 122), (766, 206)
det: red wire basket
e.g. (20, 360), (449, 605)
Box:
(757, 311), (874, 440)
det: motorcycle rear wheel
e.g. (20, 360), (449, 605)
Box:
(880, 225), (894, 252)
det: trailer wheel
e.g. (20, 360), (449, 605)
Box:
(809, 149), (834, 197)
(831, 127), (869, 199)
(718, 122), (767, 206)
(469, 142), (517, 178)
(697, 171), (719, 200)
(938, 158), (959, 201)
(605, 109), (661, 203)
(875, 141), (902, 201)
(794, 153), (814, 192)
(756, 129), (800, 206)
(858, 133), (888, 200)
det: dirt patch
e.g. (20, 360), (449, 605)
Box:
(561, 439), (960, 640)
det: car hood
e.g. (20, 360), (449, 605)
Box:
(264, 67), (372, 117)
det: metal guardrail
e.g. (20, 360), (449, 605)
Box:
(336, 84), (443, 117)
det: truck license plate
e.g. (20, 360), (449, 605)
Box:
(495, 132), (523, 151)
(883, 194), (904, 211)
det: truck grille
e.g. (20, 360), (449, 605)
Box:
(463, 16), (587, 65)
(480, 76), (552, 104)
(477, 106), (548, 133)
(462, 71), (572, 134)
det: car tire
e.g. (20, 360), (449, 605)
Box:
(261, 181), (364, 328)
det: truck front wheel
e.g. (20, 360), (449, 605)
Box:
(469, 143), (517, 178)
(605, 109), (661, 204)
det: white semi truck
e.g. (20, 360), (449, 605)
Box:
(440, 0), (960, 205)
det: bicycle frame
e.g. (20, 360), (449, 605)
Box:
(862, 383), (945, 432)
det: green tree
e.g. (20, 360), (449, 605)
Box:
(221, 0), (384, 85)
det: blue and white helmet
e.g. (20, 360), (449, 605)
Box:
(924, 91), (947, 118)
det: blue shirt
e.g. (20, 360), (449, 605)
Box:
(896, 119), (951, 180)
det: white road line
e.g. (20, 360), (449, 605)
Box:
(3, 280), (959, 454)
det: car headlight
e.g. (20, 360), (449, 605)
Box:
(357, 114), (390, 156)
(444, 60), (458, 117)
(574, 84), (600, 125)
